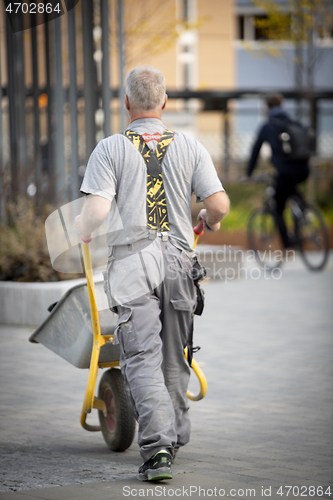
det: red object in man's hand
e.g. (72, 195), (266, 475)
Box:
(193, 218), (204, 236)
(81, 235), (92, 243)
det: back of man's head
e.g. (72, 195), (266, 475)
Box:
(265, 93), (283, 110)
(126, 66), (166, 112)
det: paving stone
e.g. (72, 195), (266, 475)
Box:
(0, 254), (332, 498)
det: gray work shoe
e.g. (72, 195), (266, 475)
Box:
(137, 450), (172, 481)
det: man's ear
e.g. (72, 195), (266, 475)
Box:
(125, 94), (130, 111)
(162, 94), (168, 110)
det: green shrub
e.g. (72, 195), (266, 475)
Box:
(315, 179), (333, 225)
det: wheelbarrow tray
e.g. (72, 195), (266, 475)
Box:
(29, 281), (119, 369)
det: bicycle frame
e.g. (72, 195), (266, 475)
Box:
(248, 175), (329, 271)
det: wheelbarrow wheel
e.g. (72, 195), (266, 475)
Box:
(98, 368), (136, 452)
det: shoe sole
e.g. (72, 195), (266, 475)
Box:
(137, 467), (173, 482)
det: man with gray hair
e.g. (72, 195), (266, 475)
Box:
(126, 65), (166, 111)
(76, 66), (229, 481)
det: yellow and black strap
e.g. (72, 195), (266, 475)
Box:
(123, 129), (175, 231)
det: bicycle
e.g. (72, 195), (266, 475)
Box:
(247, 174), (330, 271)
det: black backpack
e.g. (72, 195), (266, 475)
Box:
(273, 118), (315, 161)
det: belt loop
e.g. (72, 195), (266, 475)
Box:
(148, 229), (156, 240)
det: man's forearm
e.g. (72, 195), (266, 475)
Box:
(75, 195), (111, 236)
(201, 191), (230, 232)
(78, 210), (104, 235)
(206, 204), (228, 226)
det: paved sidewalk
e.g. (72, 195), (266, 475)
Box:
(1, 255), (333, 499)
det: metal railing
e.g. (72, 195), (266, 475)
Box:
(0, 0), (332, 222)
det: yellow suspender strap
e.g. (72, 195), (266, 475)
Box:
(123, 129), (175, 231)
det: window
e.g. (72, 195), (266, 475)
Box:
(254, 15), (269, 41)
(236, 14), (291, 41)
(237, 15), (244, 40)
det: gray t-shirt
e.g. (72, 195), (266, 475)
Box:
(80, 117), (224, 253)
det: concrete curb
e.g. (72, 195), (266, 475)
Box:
(0, 278), (86, 326)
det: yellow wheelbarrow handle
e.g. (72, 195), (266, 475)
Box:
(80, 236), (110, 432)
(184, 347), (207, 401)
(193, 219), (204, 250)
(186, 217), (208, 401)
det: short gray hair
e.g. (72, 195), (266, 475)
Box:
(125, 66), (166, 111)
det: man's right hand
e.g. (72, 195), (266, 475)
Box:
(201, 191), (230, 232)
(197, 209), (220, 232)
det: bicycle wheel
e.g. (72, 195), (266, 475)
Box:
(297, 205), (329, 271)
(248, 207), (284, 270)
(98, 368), (136, 451)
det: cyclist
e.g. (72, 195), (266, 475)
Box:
(246, 93), (310, 249)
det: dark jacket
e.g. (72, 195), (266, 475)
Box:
(247, 107), (309, 177)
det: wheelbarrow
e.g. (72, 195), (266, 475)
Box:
(29, 221), (207, 452)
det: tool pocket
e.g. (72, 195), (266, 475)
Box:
(191, 257), (206, 316)
(114, 307), (134, 354)
(168, 248), (196, 311)
(170, 297), (195, 312)
(193, 282), (205, 316)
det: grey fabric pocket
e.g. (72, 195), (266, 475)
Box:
(168, 250), (196, 313)
(170, 298), (195, 311)
(115, 307), (140, 359)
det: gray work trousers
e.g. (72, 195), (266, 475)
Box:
(105, 237), (197, 462)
